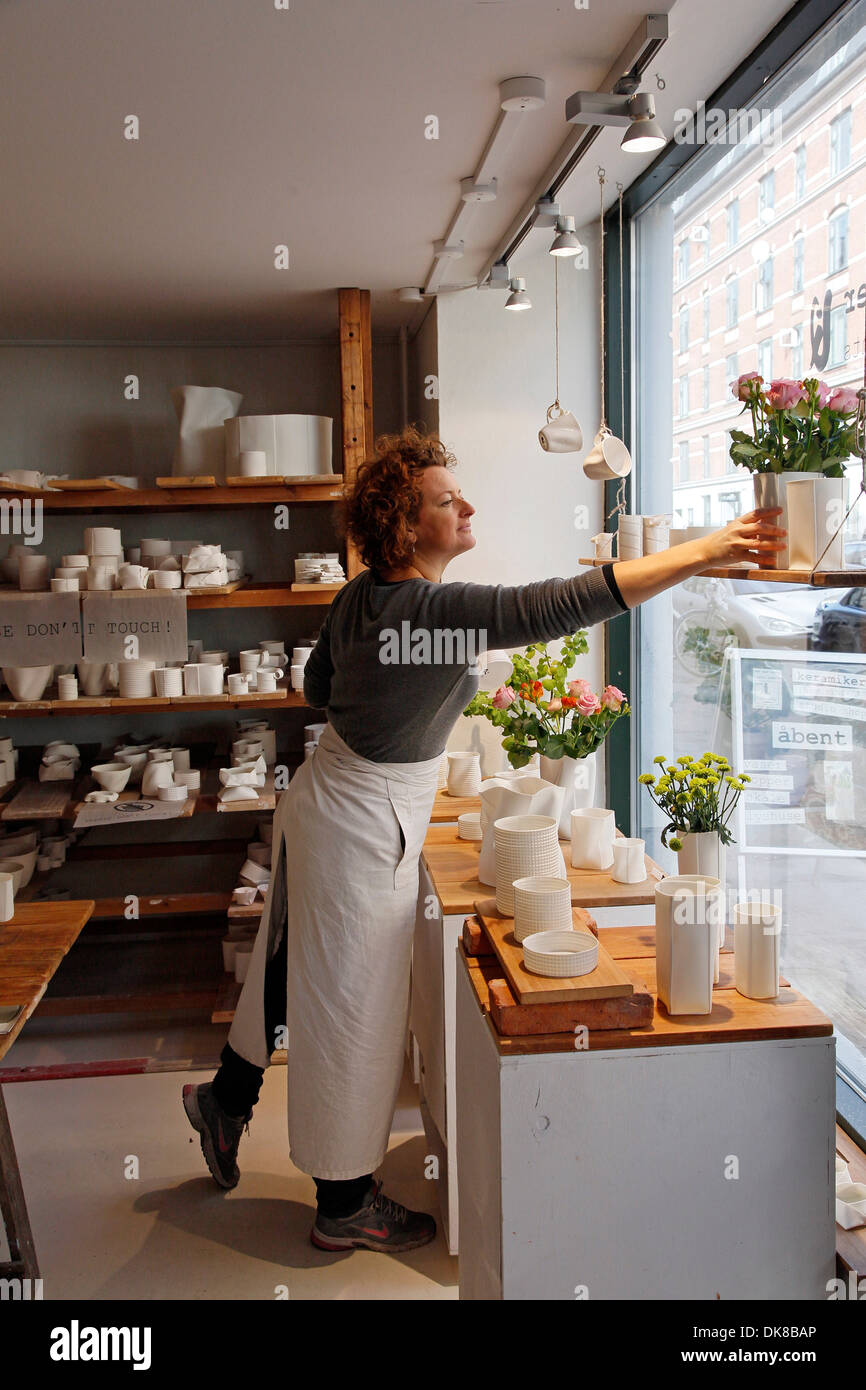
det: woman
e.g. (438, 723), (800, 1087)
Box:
(184, 425), (784, 1253)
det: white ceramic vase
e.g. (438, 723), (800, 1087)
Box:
(733, 900), (781, 1000)
(752, 471), (801, 570)
(539, 751), (598, 840)
(676, 830), (727, 982)
(785, 475), (847, 572)
(655, 875), (723, 1015)
(170, 385), (243, 480)
(570, 807), (615, 870)
(478, 776), (566, 886)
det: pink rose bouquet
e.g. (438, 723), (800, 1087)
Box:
(729, 373), (857, 477)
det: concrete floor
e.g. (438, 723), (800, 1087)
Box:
(1, 1037), (459, 1301)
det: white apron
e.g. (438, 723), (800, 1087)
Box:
(228, 722), (441, 1179)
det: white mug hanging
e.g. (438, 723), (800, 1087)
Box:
(583, 426), (632, 480)
(539, 403), (583, 453)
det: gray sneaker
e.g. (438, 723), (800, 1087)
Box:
(182, 1082), (250, 1190)
(310, 1178), (437, 1253)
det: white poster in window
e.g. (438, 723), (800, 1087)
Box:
(824, 760), (855, 823)
(752, 668), (784, 710)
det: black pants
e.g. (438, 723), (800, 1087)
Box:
(211, 924), (372, 1219)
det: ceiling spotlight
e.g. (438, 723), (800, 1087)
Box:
(620, 93), (666, 153)
(549, 216), (583, 257)
(504, 277), (531, 310)
(397, 287), (425, 303)
(565, 87), (665, 153)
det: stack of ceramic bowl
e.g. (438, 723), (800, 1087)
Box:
(494, 814), (561, 916)
(84, 527), (124, 590)
(294, 552), (344, 583)
(522, 928), (598, 978)
(511, 875), (573, 943)
(117, 658), (156, 698)
(617, 514), (643, 559)
(182, 543), (229, 589)
(457, 811), (482, 841)
(235, 719), (276, 764)
(290, 643), (314, 692)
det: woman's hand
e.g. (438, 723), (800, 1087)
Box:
(697, 507), (786, 566)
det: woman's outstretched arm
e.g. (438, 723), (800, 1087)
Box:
(611, 507), (785, 609)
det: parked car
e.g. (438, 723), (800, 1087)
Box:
(810, 587), (866, 652)
(673, 576), (850, 662)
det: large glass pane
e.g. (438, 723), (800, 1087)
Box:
(632, 1), (866, 1088)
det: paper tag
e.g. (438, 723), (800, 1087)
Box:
(81, 593), (187, 661)
(752, 668), (783, 710)
(0, 593), (83, 664)
(73, 798), (189, 827)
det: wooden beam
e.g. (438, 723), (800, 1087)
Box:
(338, 287), (373, 579)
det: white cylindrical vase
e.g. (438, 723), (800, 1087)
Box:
(733, 899), (781, 999)
(570, 807), (615, 870)
(655, 875), (722, 1015)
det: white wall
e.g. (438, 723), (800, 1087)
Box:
(433, 227), (613, 773)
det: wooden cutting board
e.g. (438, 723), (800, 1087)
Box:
(474, 897), (635, 1004)
(155, 476), (216, 488)
(48, 478), (136, 490)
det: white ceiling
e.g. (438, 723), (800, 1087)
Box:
(0, 0), (796, 342)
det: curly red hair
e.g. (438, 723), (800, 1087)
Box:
(338, 424), (458, 572)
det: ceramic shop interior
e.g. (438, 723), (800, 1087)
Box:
(1, 0), (866, 1325)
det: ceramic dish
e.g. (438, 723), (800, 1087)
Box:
(521, 928), (599, 978)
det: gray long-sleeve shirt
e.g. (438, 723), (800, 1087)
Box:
(302, 563), (628, 763)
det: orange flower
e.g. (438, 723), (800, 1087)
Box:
(560, 695), (577, 709)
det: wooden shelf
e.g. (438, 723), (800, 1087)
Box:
(3, 764), (286, 821)
(579, 557), (866, 588)
(188, 580), (339, 608)
(0, 476), (344, 513)
(0, 683), (308, 717)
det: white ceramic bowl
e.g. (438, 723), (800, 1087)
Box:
(522, 928), (599, 978)
(457, 812), (482, 841)
(91, 761), (132, 793)
(2, 665), (54, 701)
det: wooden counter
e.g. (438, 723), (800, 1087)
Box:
(422, 820), (665, 914)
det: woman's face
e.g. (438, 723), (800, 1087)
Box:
(409, 466), (475, 563)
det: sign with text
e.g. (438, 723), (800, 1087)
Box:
(729, 650), (866, 857)
(81, 592), (187, 662)
(73, 798), (189, 828)
(0, 593), (83, 664)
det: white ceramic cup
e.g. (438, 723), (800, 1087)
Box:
(139, 537), (171, 557)
(0, 871), (15, 923)
(141, 760), (174, 796)
(2, 665), (54, 701)
(583, 428), (633, 480)
(239, 450), (268, 476)
(447, 750), (482, 796)
(153, 666), (183, 697)
(174, 768), (200, 789)
(733, 900), (781, 1000)
(239, 649), (263, 674)
(62, 554), (89, 568)
(91, 761), (132, 793)
(86, 565), (115, 591)
(18, 554), (51, 590)
(168, 747), (190, 771)
(256, 670), (277, 693)
(56, 673), (78, 701)
(77, 660), (109, 696)
(610, 837), (646, 883)
(290, 665), (305, 692)
(227, 673), (249, 696)
(538, 407), (583, 454)
(200, 651), (228, 665)
(50, 576), (79, 593)
(151, 570), (182, 589)
(570, 808), (616, 870)
(0, 861), (24, 898)
(85, 527), (123, 555)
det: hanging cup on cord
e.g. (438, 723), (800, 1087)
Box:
(539, 402), (583, 453)
(583, 425), (632, 480)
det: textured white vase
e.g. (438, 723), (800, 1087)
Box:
(539, 751), (597, 840)
(785, 475), (847, 572)
(655, 875), (722, 1015)
(752, 471), (802, 570)
(733, 900), (781, 999)
(170, 385), (243, 480)
(677, 831), (727, 981)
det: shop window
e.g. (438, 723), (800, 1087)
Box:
(703, 364), (710, 409)
(792, 232), (804, 293)
(794, 144), (807, 201)
(703, 291), (710, 340)
(830, 107), (852, 174)
(677, 240), (690, 282)
(828, 207), (849, 273)
(631, 0), (866, 1104)
(725, 275), (738, 327)
(678, 376), (689, 417)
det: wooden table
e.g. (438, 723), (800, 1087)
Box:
(422, 820), (665, 916)
(0, 900), (95, 1281)
(456, 928), (835, 1299)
